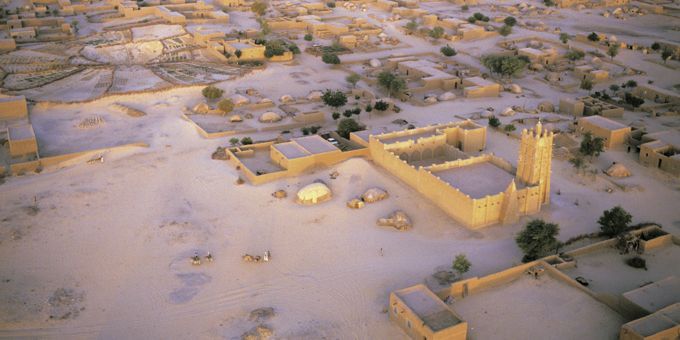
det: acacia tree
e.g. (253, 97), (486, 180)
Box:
(217, 98), (234, 114)
(579, 132), (605, 159)
(337, 118), (363, 138)
(598, 206), (632, 237)
(481, 54), (527, 78)
(377, 71), (406, 98)
(516, 219), (561, 262)
(346, 73), (360, 88)
(321, 89), (347, 108)
(607, 44), (619, 60)
(559, 33), (569, 44)
(251, 1), (267, 16)
(202, 85), (223, 100)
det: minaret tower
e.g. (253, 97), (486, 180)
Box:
(516, 121), (553, 205)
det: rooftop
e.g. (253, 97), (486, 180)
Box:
(429, 161), (517, 199)
(580, 115), (629, 131)
(395, 285), (463, 331)
(623, 276), (680, 313)
(452, 274), (625, 339)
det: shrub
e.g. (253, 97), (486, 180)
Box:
(650, 42), (660, 50)
(404, 20), (418, 33)
(498, 25), (512, 36)
(559, 32), (569, 44)
(488, 116), (501, 128)
(429, 26), (444, 39)
(624, 92), (645, 108)
(580, 78), (593, 91)
(332, 112), (340, 120)
(342, 110), (353, 118)
(365, 104), (373, 112)
(452, 254), (471, 276)
(241, 137), (253, 145)
(264, 40), (287, 58)
(587, 32), (600, 42)
(202, 85), (223, 100)
(565, 49), (585, 61)
(626, 256), (646, 270)
(229, 137), (240, 146)
(461, 5), (469, 10)
(304, 33), (313, 41)
(504, 124), (516, 132)
(374, 100), (389, 111)
(301, 127), (310, 135)
(609, 84), (620, 92)
(322, 53), (341, 64)
(440, 45), (457, 57)
(346, 73), (360, 87)
(661, 49), (673, 63)
(607, 44), (619, 59)
(326, 1), (335, 8)
(504, 16), (517, 26)
(626, 80), (638, 88)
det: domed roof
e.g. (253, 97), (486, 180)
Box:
(296, 182), (332, 205)
(259, 111), (282, 123)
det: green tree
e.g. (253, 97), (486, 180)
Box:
(440, 45), (457, 57)
(304, 33), (313, 41)
(559, 32), (569, 44)
(504, 16), (517, 26)
(609, 84), (620, 92)
(235, 49), (242, 58)
(321, 89), (347, 108)
(264, 40), (286, 58)
(481, 54), (527, 78)
(251, 1), (267, 16)
(342, 110), (353, 118)
(607, 44), (619, 59)
(301, 127), (310, 135)
(346, 73), (360, 88)
(504, 124), (516, 133)
(217, 98), (234, 114)
(598, 206), (632, 237)
(499, 25), (512, 37)
(516, 219), (561, 262)
(650, 42), (660, 50)
(241, 137), (253, 145)
(229, 137), (240, 146)
(452, 254), (471, 277)
(569, 156), (586, 174)
(377, 71), (406, 97)
(580, 78), (593, 92)
(404, 19), (418, 33)
(322, 53), (341, 64)
(579, 132), (605, 158)
(202, 85), (224, 100)
(565, 49), (585, 61)
(332, 112), (340, 120)
(661, 49), (672, 63)
(337, 118), (363, 138)
(488, 116), (501, 128)
(587, 32), (600, 42)
(429, 26), (444, 39)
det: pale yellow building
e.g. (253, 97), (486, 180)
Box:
(577, 115), (631, 148)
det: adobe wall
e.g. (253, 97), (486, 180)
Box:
(578, 118), (631, 148)
(390, 288), (468, 340)
(9, 142), (148, 175)
(639, 144), (680, 177)
(9, 139), (38, 157)
(0, 98), (28, 120)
